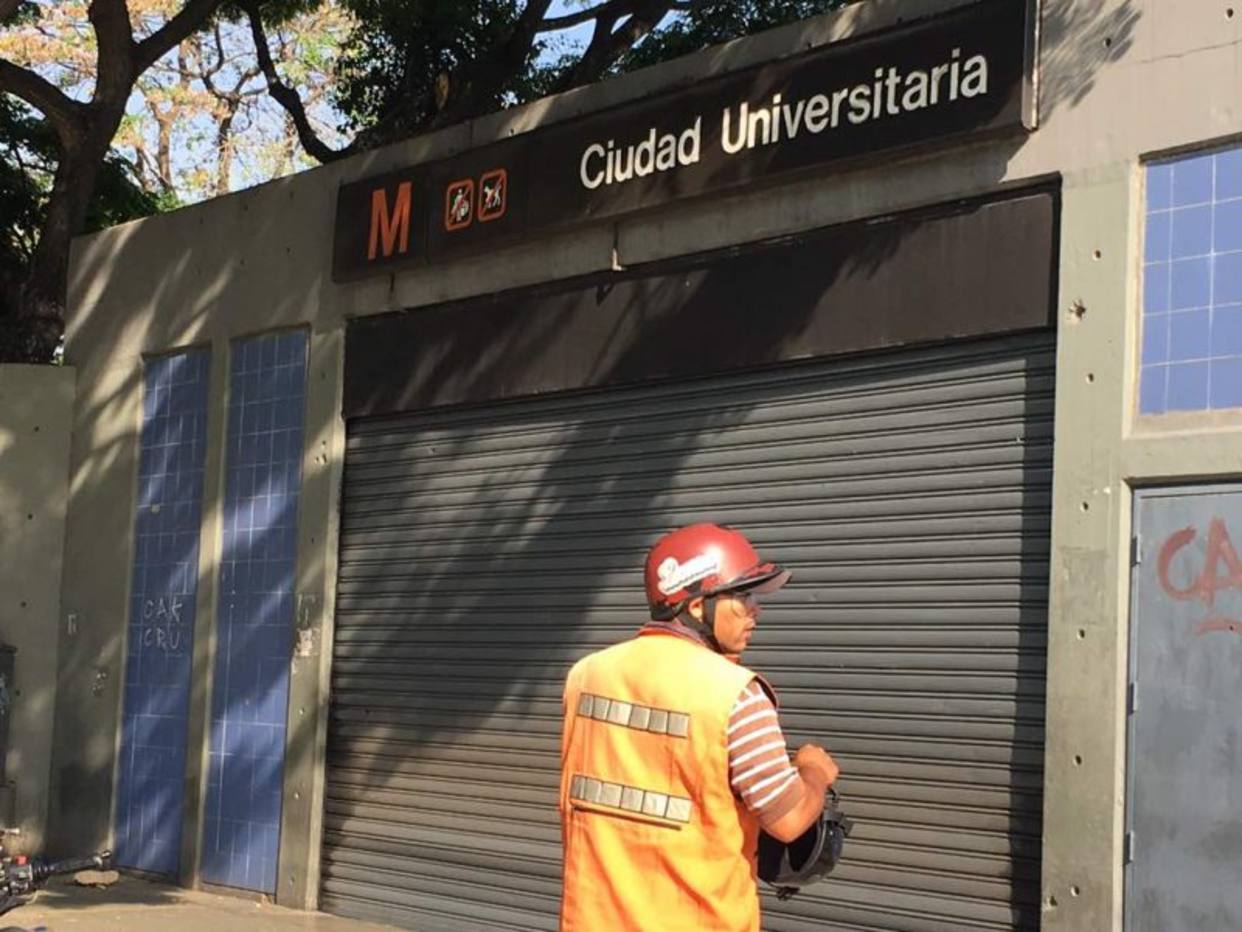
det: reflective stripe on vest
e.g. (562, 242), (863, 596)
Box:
(575, 692), (691, 737)
(568, 773), (694, 824)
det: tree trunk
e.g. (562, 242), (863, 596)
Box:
(0, 0), (230, 362)
(0, 113), (117, 363)
(215, 105), (237, 197)
(281, 111), (297, 175)
(156, 108), (175, 192)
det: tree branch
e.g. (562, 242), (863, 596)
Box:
(89, 0), (139, 105)
(241, 0), (346, 163)
(134, 0), (228, 74)
(555, 11), (618, 90)
(434, 0), (553, 127)
(557, 1), (674, 90)
(236, 64), (261, 91)
(210, 21), (229, 78)
(196, 31), (227, 98)
(131, 143), (157, 191)
(0, 59), (85, 147)
(538, 0), (626, 31)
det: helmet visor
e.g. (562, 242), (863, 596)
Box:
(724, 563), (791, 596)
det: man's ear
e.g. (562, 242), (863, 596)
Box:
(685, 596), (705, 621)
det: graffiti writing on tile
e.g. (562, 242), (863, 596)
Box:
(1157, 518), (1242, 635)
(142, 595), (190, 654)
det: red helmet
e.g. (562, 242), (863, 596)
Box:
(644, 523), (790, 619)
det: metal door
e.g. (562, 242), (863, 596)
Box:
(323, 331), (1054, 930)
(1127, 486), (1242, 931)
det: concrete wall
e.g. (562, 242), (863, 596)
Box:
(0, 365), (75, 853)
(54, 0), (1242, 926)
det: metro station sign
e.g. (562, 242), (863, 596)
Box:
(332, 0), (1035, 282)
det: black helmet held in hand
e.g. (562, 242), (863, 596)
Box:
(757, 788), (853, 900)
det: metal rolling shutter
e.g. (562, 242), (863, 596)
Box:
(322, 330), (1053, 931)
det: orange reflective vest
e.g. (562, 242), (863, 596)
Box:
(559, 629), (764, 932)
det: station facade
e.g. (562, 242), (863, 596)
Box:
(30, 0), (1242, 929)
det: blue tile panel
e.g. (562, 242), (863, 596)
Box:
(1142, 147), (1242, 413)
(115, 349), (211, 874)
(201, 331), (308, 893)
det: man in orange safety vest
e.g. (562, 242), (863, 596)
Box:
(558, 523), (840, 932)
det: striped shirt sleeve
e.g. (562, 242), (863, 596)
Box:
(727, 680), (802, 827)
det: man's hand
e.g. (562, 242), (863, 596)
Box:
(793, 744), (839, 786)
(763, 744), (840, 843)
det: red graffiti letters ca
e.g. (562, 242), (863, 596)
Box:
(1157, 518), (1242, 635)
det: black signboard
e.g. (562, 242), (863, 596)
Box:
(344, 186), (1058, 417)
(333, 0), (1034, 282)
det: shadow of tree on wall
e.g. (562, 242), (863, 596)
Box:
(324, 242), (899, 928)
(40, 0), (1140, 929)
(1040, 0), (1142, 117)
(323, 309), (1054, 932)
(0, 367), (74, 856)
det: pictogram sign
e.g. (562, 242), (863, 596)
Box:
(479, 169), (508, 222)
(445, 179), (474, 231)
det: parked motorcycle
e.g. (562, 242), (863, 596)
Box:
(0, 830), (110, 932)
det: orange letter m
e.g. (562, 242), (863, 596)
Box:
(368, 181), (412, 260)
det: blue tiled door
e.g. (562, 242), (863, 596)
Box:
(115, 349), (212, 874)
(200, 331), (308, 892)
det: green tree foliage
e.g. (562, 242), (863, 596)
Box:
(334, 0), (535, 138)
(0, 97), (44, 284)
(317, 0), (850, 151)
(614, 1), (850, 72)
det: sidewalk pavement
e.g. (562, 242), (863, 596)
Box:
(0, 875), (398, 932)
